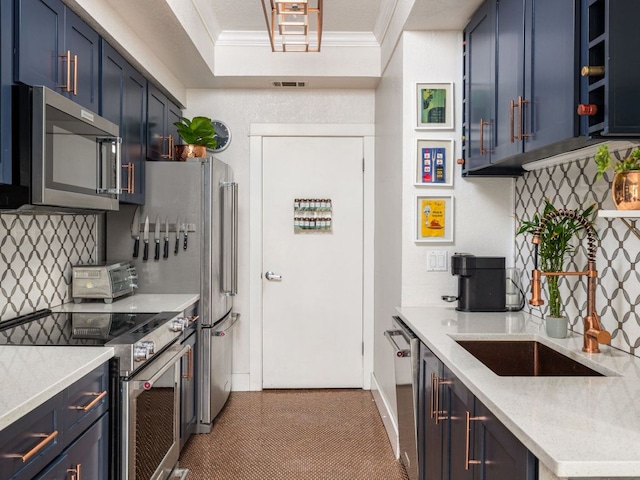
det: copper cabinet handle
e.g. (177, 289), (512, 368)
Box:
(479, 119), (492, 154)
(67, 463), (81, 480)
(121, 162), (135, 194)
(464, 411), (483, 470)
(518, 96), (531, 139)
(509, 99), (516, 143)
(70, 391), (107, 412)
(430, 373), (436, 419)
(169, 135), (175, 160)
(433, 376), (451, 424)
(72, 54), (78, 96)
(161, 135), (175, 159)
(7, 430), (58, 463)
(182, 346), (193, 380)
(59, 50), (72, 92)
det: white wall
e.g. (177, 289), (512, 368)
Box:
(371, 30), (515, 454)
(183, 89), (375, 389)
(401, 31), (515, 306)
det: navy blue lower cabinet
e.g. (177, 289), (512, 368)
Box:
(34, 414), (109, 480)
(474, 401), (537, 480)
(418, 343), (444, 480)
(418, 343), (537, 480)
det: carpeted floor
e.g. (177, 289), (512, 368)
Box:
(178, 389), (409, 480)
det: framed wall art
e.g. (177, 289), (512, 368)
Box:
(415, 139), (454, 187)
(415, 195), (454, 243)
(416, 82), (454, 130)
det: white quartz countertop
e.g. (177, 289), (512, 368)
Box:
(52, 293), (200, 314)
(0, 347), (114, 431)
(0, 293), (199, 433)
(397, 307), (640, 478)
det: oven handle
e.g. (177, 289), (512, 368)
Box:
(131, 343), (191, 389)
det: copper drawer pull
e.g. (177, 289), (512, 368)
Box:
(72, 54), (78, 96)
(71, 390), (107, 412)
(464, 411), (483, 470)
(161, 135), (174, 159)
(60, 50), (71, 92)
(121, 162), (135, 194)
(182, 346), (193, 380)
(479, 118), (492, 154)
(67, 463), (81, 480)
(7, 430), (58, 463)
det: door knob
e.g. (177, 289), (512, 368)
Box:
(265, 271), (282, 281)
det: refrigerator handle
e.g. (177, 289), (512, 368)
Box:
(221, 182), (238, 296)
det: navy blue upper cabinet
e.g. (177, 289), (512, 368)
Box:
(0, 0), (12, 185)
(101, 40), (146, 204)
(15, 0), (100, 111)
(463, 0), (595, 175)
(463, 1), (495, 173)
(147, 83), (182, 161)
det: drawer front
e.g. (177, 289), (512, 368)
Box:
(34, 413), (109, 480)
(63, 364), (109, 440)
(0, 392), (64, 480)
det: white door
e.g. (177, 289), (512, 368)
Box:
(262, 136), (364, 388)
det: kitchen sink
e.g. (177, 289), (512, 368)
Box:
(455, 340), (603, 377)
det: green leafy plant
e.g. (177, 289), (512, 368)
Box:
(517, 199), (596, 318)
(173, 116), (217, 149)
(594, 144), (640, 180)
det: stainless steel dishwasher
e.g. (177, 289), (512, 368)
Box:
(384, 316), (420, 480)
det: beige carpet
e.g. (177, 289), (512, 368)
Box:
(178, 389), (409, 480)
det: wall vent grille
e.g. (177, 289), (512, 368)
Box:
(271, 81), (307, 88)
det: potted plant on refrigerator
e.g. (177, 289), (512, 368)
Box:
(173, 116), (217, 160)
(517, 199), (597, 337)
(594, 144), (640, 210)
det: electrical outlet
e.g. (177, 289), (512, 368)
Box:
(426, 250), (448, 272)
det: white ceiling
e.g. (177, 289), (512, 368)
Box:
(75, 0), (484, 94)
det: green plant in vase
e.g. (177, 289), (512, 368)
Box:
(517, 199), (596, 318)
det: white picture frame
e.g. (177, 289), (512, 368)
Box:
(416, 82), (454, 130)
(415, 194), (454, 243)
(415, 139), (454, 187)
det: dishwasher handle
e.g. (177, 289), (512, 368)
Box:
(384, 329), (411, 357)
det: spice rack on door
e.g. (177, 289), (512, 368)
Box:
(293, 198), (333, 234)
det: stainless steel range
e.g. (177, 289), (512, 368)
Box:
(0, 309), (195, 480)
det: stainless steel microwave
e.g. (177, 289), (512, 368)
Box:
(0, 85), (122, 212)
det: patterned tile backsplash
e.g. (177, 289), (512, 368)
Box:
(515, 146), (640, 357)
(0, 213), (97, 321)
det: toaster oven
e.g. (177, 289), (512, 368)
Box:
(72, 262), (137, 303)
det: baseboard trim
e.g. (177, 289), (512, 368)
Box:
(370, 372), (399, 459)
(231, 373), (251, 391)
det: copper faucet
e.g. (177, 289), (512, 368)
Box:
(529, 208), (611, 353)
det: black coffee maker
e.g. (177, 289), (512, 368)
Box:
(446, 253), (506, 312)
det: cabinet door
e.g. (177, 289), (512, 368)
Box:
(419, 343), (444, 480)
(0, 0), (11, 184)
(34, 413), (109, 480)
(441, 365), (474, 480)
(168, 101), (183, 147)
(64, 9), (100, 111)
(147, 83), (170, 161)
(524, 0), (579, 151)
(101, 41), (146, 204)
(464, 1), (494, 173)
(15, 0), (64, 90)
(492, 0), (525, 162)
(180, 331), (197, 449)
(474, 401), (537, 480)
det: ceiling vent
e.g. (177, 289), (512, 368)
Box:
(271, 81), (307, 87)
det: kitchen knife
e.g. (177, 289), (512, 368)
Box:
(154, 215), (161, 260)
(164, 217), (170, 259)
(143, 216), (150, 261)
(183, 219), (188, 250)
(131, 206), (140, 258)
(175, 216), (180, 255)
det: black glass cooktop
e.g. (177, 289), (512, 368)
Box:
(0, 310), (160, 346)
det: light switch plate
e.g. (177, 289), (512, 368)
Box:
(426, 250), (448, 272)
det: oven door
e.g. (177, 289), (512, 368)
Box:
(121, 341), (191, 480)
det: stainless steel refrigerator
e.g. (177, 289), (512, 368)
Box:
(106, 157), (238, 432)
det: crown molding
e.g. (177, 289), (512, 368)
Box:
(216, 30), (379, 47)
